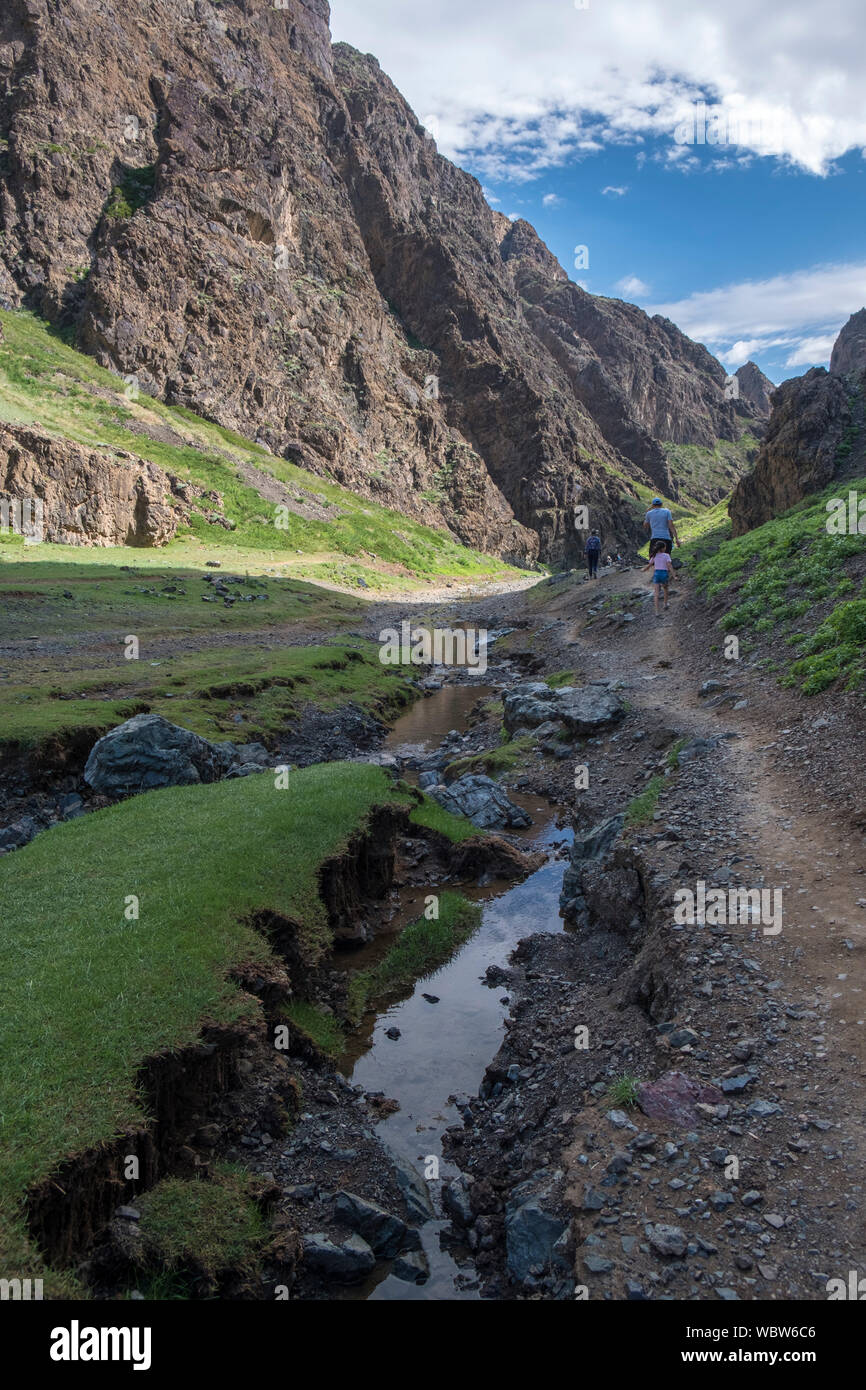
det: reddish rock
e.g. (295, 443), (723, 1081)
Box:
(636, 1070), (725, 1128)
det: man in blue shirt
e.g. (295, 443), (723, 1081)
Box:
(643, 498), (680, 554)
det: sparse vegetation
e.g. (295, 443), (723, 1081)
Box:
(346, 892), (481, 1023)
(624, 774), (664, 827)
(606, 1073), (641, 1108)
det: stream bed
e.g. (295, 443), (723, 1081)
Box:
(336, 682), (573, 1299)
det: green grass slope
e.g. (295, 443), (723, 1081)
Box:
(683, 477), (866, 694)
(0, 309), (518, 591)
(0, 762), (413, 1284)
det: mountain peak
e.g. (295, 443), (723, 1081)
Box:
(735, 361), (775, 415)
(830, 308), (866, 376)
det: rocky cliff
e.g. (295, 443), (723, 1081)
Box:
(0, 0), (769, 561)
(0, 422), (225, 545)
(729, 312), (866, 535)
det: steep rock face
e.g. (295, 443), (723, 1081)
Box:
(734, 361), (775, 416)
(830, 308), (866, 377)
(499, 218), (768, 499)
(0, 423), (218, 545)
(0, 0), (766, 560)
(729, 312), (866, 535)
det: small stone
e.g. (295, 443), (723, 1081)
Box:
(647, 1223), (687, 1257)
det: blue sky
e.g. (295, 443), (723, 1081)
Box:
(330, 0), (866, 385)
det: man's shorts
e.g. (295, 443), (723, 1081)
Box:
(653, 570), (670, 585)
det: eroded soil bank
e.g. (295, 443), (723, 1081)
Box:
(6, 562), (866, 1300)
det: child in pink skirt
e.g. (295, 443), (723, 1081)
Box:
(644, 543), (675, 615)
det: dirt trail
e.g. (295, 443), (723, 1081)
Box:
(585, 570), (866, 1257)
(570, 568), (866, 1072)
(439, 564), (866, 1299)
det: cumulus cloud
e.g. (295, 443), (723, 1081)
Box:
(602, 185), (628, 196)
(330, 0), (866, 177)
(615, 275), (650, 298)
(648, 262), (866, 369)
(542, 192), (563, 207)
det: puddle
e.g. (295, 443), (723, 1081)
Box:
(383, 683), (496, 760)
(339, 682), (572, 1300)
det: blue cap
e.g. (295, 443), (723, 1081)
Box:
(651, 497), (663, 505)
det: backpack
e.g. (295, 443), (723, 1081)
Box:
(586, 536), (601, 553)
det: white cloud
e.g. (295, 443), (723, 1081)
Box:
(615, 275), (650, 298)
(783, 334), (839, 367)
(542, 192), (562, 207)
(602, 185), (628, 196)
(648, 261), (866, 371)
(330, 0), (866, 177)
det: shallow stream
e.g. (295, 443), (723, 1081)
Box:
(337, 682), (572, 1299)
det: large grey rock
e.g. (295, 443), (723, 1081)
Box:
(503, 681), (624, 736)
(0, 814), (41, 853)
(647, 1223), (687, 1258)
(392, 1248), (430, 1284)
(302, 1232), (376, 1283)
(442, 1176), (474, 1228)
(560, 813), (626, 922)
(430, 774), (531, 830)
(503, 682), (558, 733)
(379, 1141), (435, 1223)
(334, 1191), (418, 1258)
(84, 713), (256, 795)
(505, 1188), (571, 1284)
(554, 685), (625, 735)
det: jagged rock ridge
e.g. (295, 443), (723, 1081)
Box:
(730, 311), (866, 535)
(0, 0), (769, 561)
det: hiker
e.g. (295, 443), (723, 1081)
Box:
(643, 497), (679, 554)
(585, 529), (602, 578)
(644, 545), (675, 615)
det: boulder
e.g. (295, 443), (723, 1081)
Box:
(646, 1223), (687, 1258)
(430, 774), (531, 830)
(442, 1176), (474, 1228)
(392, 1248), (430, 1284)
(505, 1187), (571, 1284)
(334, 1191), (418, 1258)
(301, 1232), (376, 1283)
(84, 713), (254, 795)
(637, 1071), (726, 1128)
(379, 1142), (435, 1224)
(560, 813), (627, 926)
(0, 814), (41, 853)
(504, 681), (625, 737)
(502, 682), (558, 733)
(554, 684), (625, 735)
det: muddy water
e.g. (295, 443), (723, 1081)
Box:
(337, 683), (572, 1300)
(382, 682), (496, 757)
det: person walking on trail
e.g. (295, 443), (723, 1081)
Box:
(643, 497), (680, 553)
(585, 529), (602, 579)
(644, 546), (675, 615)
